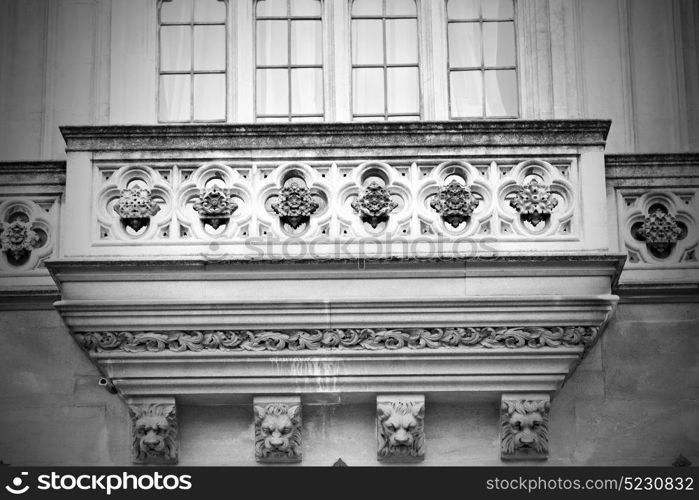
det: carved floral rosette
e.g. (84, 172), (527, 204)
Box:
(74, 326), (599, 354)
(500, 397), (550, 461)
(253, 398), (302, 463)
(0, 220), (40, 260)
(351, 181), (398, 228)
(192, 185), (238, 229)
(509, 180), (558, 226)
(113, 187), (161, 231)
(271, 181), (319, 229)
(376, 395), (425, 462)
(429, 180), (480, 228)
(129, 402), (178, 465)
(634, 206), (684, 257)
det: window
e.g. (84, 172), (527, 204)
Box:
(447, 0), (518, 118)
(255, 0), (324, 122)
(351, 0), (420, 121)
(157, 0), (227, 122)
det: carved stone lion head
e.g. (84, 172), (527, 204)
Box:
(130, 403), (178, 464)
(254, 403), (302, 462)
(377, 399), (425, 461)
(501, 399), (550, 459)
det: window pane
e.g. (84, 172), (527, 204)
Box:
(193, 74), (226, 121)
(159, 75), (191, 121)
(482, 0), (514, 19)
(450, 70), (482, 117)
(386, 19), (417, 64)
(291, 116), (323, 122)
(257, 68), (289, 115)
(353, 68), (385, 115)
(160, 0), (192, 23)
(352, 0), (381, 16)
(160, 26), (191, 71)
(194, 26), (226, 71)
(386, 0), (416, 16)
(291, 20), (322, 65)
(483, 22), (515, 67)
(291, 0), (321, 17)
(448, 22), (480, 68)
(352, 20), (383, 65)
(256, 0), (286, 17)
(194, 0), (226, 22)
(257, 20), (288, 65)
(447, 0), (478, 19)
(387, 67), (419, 114)
(485, 69), (517, 116)
(257, 117), (290, 123)
(291, 68), (323, 114)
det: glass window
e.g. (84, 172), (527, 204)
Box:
(158, 0), (227, 122)
(351, 0), (420, 121)
(447, 0), (518, 118)
(255, 0), (324, 122)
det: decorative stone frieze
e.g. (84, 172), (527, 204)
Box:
(192, 185), (238, 229)
(634, 206), (685, 258)
(271, 181), (319, 229)
(376, 395), (425, 462)
(351, 181), (398, 229)
(128, 401), (178, 465)
(113, 187), (160, 231)
(429, 180), (480, 228)
(74, 326), (599, 353)
(500, 396), (550, 461)
(509, 180), (559, 227)
(253, 397), (302, 463)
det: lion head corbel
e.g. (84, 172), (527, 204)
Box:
(500, 398), (550, 460)
(129, 403), (178, 464)
(376, 395), (425, 462)
(254, 401), (302, 463)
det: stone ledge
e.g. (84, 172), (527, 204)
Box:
(60, 120), (611, 151)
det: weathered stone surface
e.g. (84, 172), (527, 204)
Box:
(573, 400), (699, 465)
(603, 315), (699, 400)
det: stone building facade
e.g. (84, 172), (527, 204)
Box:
(0, 0), (697, 466)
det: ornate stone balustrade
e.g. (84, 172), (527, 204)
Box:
(605, 154), (699, 299)
(57, 121), (611, 259)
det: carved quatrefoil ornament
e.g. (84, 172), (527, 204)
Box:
(192, 185), (238, 229)
(510, 180), (558, 227)
(352, 182), (398, 229)
(430, 180), (480, 228)
(271, 181), (319, 230)
(114, 187), (161, 232)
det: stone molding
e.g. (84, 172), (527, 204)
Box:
(376, 395), (425, 462)
(74, 326), (599, 354)
(253, 397), (302, 463)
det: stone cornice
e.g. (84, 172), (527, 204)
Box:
(0, 161), (66, 188)
(60, 120), (611, 152)
(605, 153), (699, 184)
(75, 326), (599, 354)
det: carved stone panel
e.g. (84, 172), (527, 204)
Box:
(128, 400), (178, 465)
(114, 187), (161, 232)
(500, 395), (550, 461)
(253, 396), (302, 463)
(376, 395), (425, 462)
